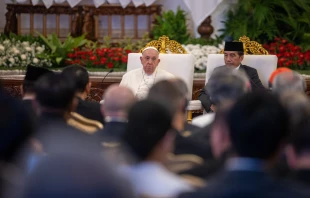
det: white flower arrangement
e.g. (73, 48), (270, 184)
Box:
(0, 39), (52, 68)
(183, 44), (223, 70)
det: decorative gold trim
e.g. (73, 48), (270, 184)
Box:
(220, 36), (269, 55)
(102, 142), (120, 148)
(67, 112), (103, 134)
(140, 35), (187, 54)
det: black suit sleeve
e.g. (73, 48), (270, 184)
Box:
(248, 68), (266, 91)
(198, 86), (212, 112)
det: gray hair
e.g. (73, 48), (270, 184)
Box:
(272, 71), (306, 95)
(279, 91), (310, 131)
(207, 67), (250, 107)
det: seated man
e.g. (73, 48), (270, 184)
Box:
(120, 47), (174, 99)
(199, 42), (265, 112)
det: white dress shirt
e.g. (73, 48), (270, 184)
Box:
(120, 161), (192, 197)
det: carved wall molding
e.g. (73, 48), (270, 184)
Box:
(4, 3), (161, 41)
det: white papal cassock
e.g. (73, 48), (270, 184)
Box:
(120, 68), (174, 99)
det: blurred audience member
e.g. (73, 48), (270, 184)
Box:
(270, 92), (310, 179)
(180, 92), (309, 198)
(22, 152), (135, 198)
(0, 87), (34, 197)
(286, 120), (310, 186)
(279, 91), (310, 133)
(169, 78), (202, 136)
(192, 67), (250, 128)
(147, 80), (212, 160)
(21, 65), (52, 117)
(32, 73), (100, 157)
(62, 64), (104, 124)
(268, 67), (292, 89)
(272, 71), (306, 95)
(122, 100), (192, 197)
(97, 84), (136, 164)
(99, 84), (136, 144)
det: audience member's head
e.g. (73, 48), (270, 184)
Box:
(122, 100), (174, 162)
(279, 91), (310, 132)
(22, 153), (135, 198)
(35, 73), (76, 113)
(286, 120), (310, 170)
(268, 67), (292, 89)
(147, 79), (187, 131)
(22, 65), (52, 96)
(102, 84), (136, 119)
(207, 67), (250, 111)
(61, 64), (91, 97)
(170, 78), (190, 100)
(140, 47), (160, 75)
(227, 92), (289, 161)
(272, 71), (306, 94)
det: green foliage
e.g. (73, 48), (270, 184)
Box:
(37, 33), (87, 66)
(221, 0), (310, 45)
(183, 35), (224, 46)
(100, 36), (112, 48)
(0, 33), (47, 46)
(152, 7), (190, 44)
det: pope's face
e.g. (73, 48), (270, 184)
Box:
(224, 51), (244, 68)
(140, 49), (160, 75)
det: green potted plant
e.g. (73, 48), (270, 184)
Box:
(152, 7), (190, 44)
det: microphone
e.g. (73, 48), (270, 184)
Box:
(101, 68), (114, 83)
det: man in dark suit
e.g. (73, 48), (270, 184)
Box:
(97, 84), (136, 145)
(180, 92), (309, 198)
(62, 65), (104, 124)
(33, 73), (100, 155)
(199, 42), (265, 112)
(21, 65), (52, 117)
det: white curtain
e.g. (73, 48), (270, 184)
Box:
(183, 0), (223, 31)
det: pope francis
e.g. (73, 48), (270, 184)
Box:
(120, 47), (175, 99)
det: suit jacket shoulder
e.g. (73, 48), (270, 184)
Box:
(75, 98), (104, 124)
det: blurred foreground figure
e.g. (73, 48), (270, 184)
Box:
(122, 100), (192, 197)
(21, 65), (52, 118)
(0, 87), (34, 197)
(21, 153), (135, 198)
(29, 73), (100, 167)
(180, 92), (309, 198)
(99, 84), (136, 144)
(97, 84), (136, 164)
(286, 117), (310, 186)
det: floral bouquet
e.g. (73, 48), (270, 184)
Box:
(66, 47), (131, 69)
(0, 39), (52, 68)
(263, 38), (310, 69)
(182, 44), (222, 71)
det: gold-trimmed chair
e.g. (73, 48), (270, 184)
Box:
(126, 36), (195, 119)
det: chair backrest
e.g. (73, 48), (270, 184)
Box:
(206, 54), (278, 88)
(127, 53), (195, 99)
